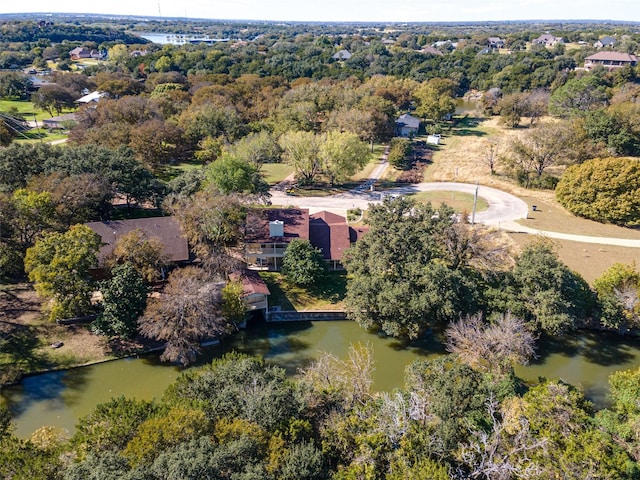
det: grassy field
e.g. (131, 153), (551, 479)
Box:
(14, 129), (68, 145)
(262, 162), (295, 184)
(508, 234), (640, 284)
(0, 99), (64, 122)
(409, 190), (489, 213)
(259, 271), (347, 311)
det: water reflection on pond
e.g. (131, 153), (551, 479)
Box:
(2, 320), (639, 438)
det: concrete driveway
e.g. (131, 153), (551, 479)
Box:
(269, 182), (640, 248)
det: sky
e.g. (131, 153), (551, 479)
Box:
(2, 0), (639, 23)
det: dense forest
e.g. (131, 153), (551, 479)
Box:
(1, 15), (640, 478)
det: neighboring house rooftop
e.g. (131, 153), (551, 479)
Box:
(332, 49), (352, 60)
(594, 36), (616, 48)
(396, 113), (421, 130)
(532, 34), (563, 46)
(76, 90), (106, 103)
(42, 113), (77, 129)
(584, 52), (638, 70)
(85, 217), (190, 264)
(418, 46), (443, 56)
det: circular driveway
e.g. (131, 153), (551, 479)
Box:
(270, 181), (528, 226)
(269, 182), (640, 248)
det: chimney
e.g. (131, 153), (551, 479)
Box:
(269, 220), (284, 237)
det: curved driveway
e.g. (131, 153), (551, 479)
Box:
(270, 182), (640, 248)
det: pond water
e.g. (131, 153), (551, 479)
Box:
(2, 320), (640, 438)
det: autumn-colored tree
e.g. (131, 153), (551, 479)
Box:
(139, 267), (235, 365)
(104, 229), (169, 283)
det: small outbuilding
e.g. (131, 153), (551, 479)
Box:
(395, 113), (420, 137)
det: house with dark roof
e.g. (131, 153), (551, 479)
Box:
(85, 217), (190, 266)
(583, 52), (638, 71)
(245, 208), (310, 270)
(395, 113), (420, 137)
(244, 208), (368, 271)
(487, 37), (505, 49)
(69, 47), (91, 60)
(42, 113), (77, 130)
(309, 211), (352, 270)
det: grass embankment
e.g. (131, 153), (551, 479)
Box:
(258, 271), (347, 311)
(0, 284), (111, 385)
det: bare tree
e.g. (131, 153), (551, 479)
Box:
(445, 313), (536, 374)
(480, 140), (500, 175)
(456, 397), (547, 479)
(300, 342), (375, 409)
(139, 267), (236, 365)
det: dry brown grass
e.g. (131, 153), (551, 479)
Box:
(508, 234), (640, 284)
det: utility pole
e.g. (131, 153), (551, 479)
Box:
(471, 181), (479, 225)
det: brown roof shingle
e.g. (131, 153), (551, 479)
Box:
(230, 269), (271, 296)
(309, 211), (352, 261)
(85, 217), (189, 264)
(245, 208), (309, 244)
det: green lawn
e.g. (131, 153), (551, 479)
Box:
(0, 99), (65, 122)
(409, 190), (489, 213)
(14, 129), (68, 145)
(259, 271), (347, 311)
(262, 163), (295, 184)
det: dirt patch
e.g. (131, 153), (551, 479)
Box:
(0, 283), (152, 384)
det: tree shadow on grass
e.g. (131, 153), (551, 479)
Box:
(1, 323), (50, 375)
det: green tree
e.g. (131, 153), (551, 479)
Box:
(498, 240), (594, 335)
(549, 75), (609, 118)
(319, 130), (369, 184)
(162, 353), (304, 432)
(104, 229), (169, 284)
(343, 196), (482, 339)
(92, 262), (148, 339)
(123, 407), (210, 466)
(204, 154), (268, 195)
(10, 188), (56, 249)
(278, 130), (321, 185)
(221, 279), (246, 325)
(227, 130), (281, 170)
(556, 157), (640, 227)
(413, 77), (457, 122)
(24, 225), (101, 321)
(281, 239), (327, 287)
(594, 263), (640, 330)
(71, 396), (156, 459)
(31, 84), (75, 117)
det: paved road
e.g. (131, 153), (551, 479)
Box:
(269, 181), (640, 248)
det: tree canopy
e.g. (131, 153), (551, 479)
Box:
(556, 157), (640, 227)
